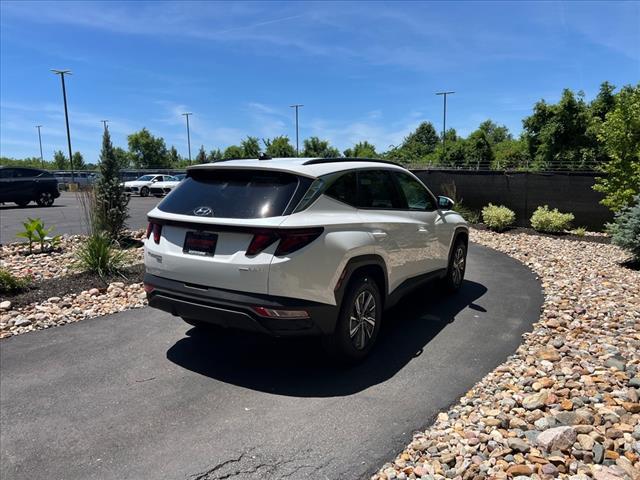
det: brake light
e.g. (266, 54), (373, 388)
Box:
(146, 221), (162, 244)
(246, 231), (278, 256)
(245, 228), (323, 257)
(143, 282), (155, 293)
(274, 228), (323, 256)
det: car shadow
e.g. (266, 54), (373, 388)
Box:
(166, 280), (487, 397)
(0, 204), (65, 210)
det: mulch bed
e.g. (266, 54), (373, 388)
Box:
(3, 264), (144, 309)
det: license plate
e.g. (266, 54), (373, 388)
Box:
(183, 231), (217, 256)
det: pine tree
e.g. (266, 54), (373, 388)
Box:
(94, 128), (129, 239)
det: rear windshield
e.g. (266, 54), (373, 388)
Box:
(158, 169), (302, 218)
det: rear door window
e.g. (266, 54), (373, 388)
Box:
(324, 171), (358, 206)
(355, 170), (405, 209)
(158, 169), (302, 218)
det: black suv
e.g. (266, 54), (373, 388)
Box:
(0, 167), (61, 207)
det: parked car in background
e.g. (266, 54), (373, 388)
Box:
(144, 158), (468, 362)
(54, 171), (97, 189)
(123, 174), (175, 197)
(0, 167), (61, 207)
(150, 175), (182, 197)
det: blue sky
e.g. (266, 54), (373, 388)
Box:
(1, 1), (638, 162)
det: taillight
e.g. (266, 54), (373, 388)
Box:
(246, 231), (278, 256)
(146, 221), (162, 244)
(245, 228), (323, 257)
(274, 228), (323, 256)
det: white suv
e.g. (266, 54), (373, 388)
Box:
(144, 158), (468, 361)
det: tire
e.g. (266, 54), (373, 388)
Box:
(14, 200), (30, 207)
(442, 238), (467, 292)
(322, 274), (382, 363)
(140, 187), (149, 197)
(35, 191), (55, 207)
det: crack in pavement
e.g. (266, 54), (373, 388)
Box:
(188, 449), (330, 480)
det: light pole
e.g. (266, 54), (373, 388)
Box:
(435, 91), (455, 162)
(51, 69), (75, 183)
(289, 104), (303, 156)
(182, 112), (192, 164)
(101, 119), (109, 131)
(35, 125), (44, 168)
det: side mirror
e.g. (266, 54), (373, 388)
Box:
(437, 196), (455, 210)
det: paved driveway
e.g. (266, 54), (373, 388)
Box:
(0, 192), (159, 243)
(0, 244), (543, 480)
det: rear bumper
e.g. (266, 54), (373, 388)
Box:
(144, 273), (338, 336)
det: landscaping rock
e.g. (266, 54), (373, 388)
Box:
(370, 229), (640, 480)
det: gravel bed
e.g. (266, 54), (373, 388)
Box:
(0, 282), (147, 338)
(0, 230), (145, 281)
(373, 229), (639, 480)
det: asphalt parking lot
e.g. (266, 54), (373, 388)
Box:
(0, 244), (543, 480)
(0, 192), (160, 243)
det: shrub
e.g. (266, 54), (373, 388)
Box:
(481, 204), (516, 231)
(94, 128), (129, 240)
(454, 202), (480, 224)
(572, 227), (587, 237)
(608, 195), (640, 261)
(76, 233), (128, 279)
(530, 205), (574, 233)
(0, 268), (31, 294)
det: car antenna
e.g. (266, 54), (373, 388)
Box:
(258, 153), (272, 161)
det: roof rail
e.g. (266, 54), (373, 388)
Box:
(302, 157), (402, 167)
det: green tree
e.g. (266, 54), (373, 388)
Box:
(127, 128), (170, 168)
(207, 149), (223, 162)
(343, 141), (378, 158)
(72, 151), (86, 170)
(590, 81), (617, 121)
(403, 122), (439, 156)
(477, 120), (512, 145)
(113, 147), (131, 170)
(53, 150), (67, 170)
(263, 136), (296, 157)
(241, 136), (261, 158)
(195, 145), (207, 164)
(94, 128), (129, 240)
(223, 145), (244, 159)
(493, 139), (530, 170)
(167, 146), (181, 167)
(465, 130), (494, 169)
(593, 84), (640, 211)
(302, 137), (340, 158)
(523, 89), (597, 170)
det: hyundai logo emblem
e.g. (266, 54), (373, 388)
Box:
(193, 206), (213, 217)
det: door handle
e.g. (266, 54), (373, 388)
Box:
(417, 226), (429, 233)
(371, 230), (387, 239)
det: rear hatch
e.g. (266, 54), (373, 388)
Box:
(144, 168), (314, 294)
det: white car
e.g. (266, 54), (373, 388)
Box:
(143, 158), (468, 361)
(123, 174), (175, 197)
(149, 175), (184, 197)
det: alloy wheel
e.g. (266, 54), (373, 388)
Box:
(452, 245), (466, 287)
(349, 290), (377, 350)
(38, 191), (53, 207)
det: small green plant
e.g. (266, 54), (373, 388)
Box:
(75, 233), (128, 279)
(481, 204), (516, 232)
(16, 218), (60, 254)
(572, 227), (587, 237)
(0, 268), (31, 294)
(530, 205), (574, 233)
(608, 195), (640, 262)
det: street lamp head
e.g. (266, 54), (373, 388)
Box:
(289, 104), (304, 108)
(51, 69), (72, 75)
(182, 112), (192, 116)
(435, 91), (455, 95)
